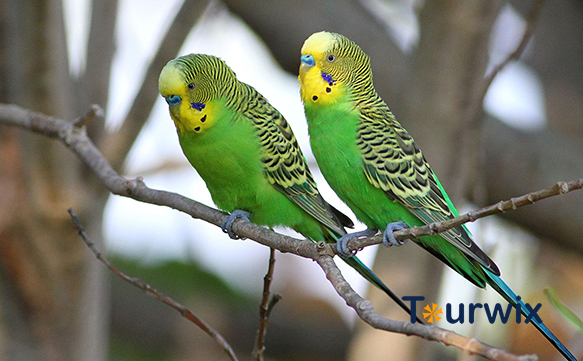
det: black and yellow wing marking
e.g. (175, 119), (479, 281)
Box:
(237, 83), (353, 235)
(356, 100), (499, 275)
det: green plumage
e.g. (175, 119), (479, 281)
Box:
(300, 31), (576, 360)
(300, 32), (498, 287)
(159, 54), (420, 321)
(159, 54), (350, 241)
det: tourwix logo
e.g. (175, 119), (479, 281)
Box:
(402, 296), (542, 324)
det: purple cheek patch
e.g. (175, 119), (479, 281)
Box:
(321, 72), (335, 86)
(191, 102), (206, 111)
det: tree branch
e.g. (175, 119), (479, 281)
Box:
(0, 103), (547, 359)
(67, 208), (239, 361)
(466, 0), (547, 129)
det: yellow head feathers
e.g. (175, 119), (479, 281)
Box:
(159, 54), (236, 135)
(300, 31), (338, 57)
(159, 60), (186, 100)
(299, 31), (372, 105)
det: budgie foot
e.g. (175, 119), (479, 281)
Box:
(221, 210), (250, 239)
(382, 222), (409, 247)
(336, 228), (378, 257)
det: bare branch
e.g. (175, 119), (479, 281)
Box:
(67, 208), (239, 361)
(467, 0), (547, 128)
(0, 103), (546, 359)
(78, 0), (117, 122)
(71, 104), (104, 128)
(265, 294), (282, 320)
(252, 248), (281, 361)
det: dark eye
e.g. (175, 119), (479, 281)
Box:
(187, 83), (195, 90)
(327, 54), (336, 62)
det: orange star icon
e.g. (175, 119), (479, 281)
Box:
(423, 303), (443, 324)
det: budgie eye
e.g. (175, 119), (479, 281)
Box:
(327, 54), (336, 62)
(187, 83), (195, 90)
(165, 95), (182, 105)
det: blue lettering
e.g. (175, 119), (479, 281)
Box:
(469, 303), (483, 324)
(446, 303), (464, 324)
(515, 296), (522, 324)
(524, 303), (542, 324)
(484, 303), (513, 324)
(402, 296), (425, 323)
(401, 296), (543, 326)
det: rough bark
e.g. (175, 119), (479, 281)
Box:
(1, 1), (95, 359)
(0, 0), (204, 359)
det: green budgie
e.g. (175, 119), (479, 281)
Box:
(299, 31), (576, 360)
(158, 53), (422, 322)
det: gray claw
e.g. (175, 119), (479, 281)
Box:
(336, 228), (378, 257)
(382, 221), (409, 247)
(221, 210), (250, 239)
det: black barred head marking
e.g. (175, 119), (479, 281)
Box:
(172, 54), (237, 104)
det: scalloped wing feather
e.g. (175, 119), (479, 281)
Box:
(357, 106), (499, 275)
(240, 84), (351, 235)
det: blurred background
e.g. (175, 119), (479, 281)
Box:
(1, 0), (583, 360)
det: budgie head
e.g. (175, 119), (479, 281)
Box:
(159, 54), (236, 134)
(299, 31), (372, 105)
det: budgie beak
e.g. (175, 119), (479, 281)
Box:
(301, 54), (315, 66)
(299, 54), (315, 83)
(165, 94), (182, 106)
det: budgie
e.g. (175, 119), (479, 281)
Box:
(158, 53), (423, 322)
(299, 31), (576, 360)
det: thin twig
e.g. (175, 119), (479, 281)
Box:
(252, 248), (281, 361)
(71, 104), (104, 127)
(468, 0), (547, 127)
(0, 103), (557, 359)
(266, 294), (283, 319)
(67, 208), (239, 361)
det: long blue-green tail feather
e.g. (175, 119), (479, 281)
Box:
(485, 269), (577, 361)
(342, 255), (424, 324)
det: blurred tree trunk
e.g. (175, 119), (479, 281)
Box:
(0, 0), (114, 359)
(0, 0), (208, 359)
(512, 0), (583, 136)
